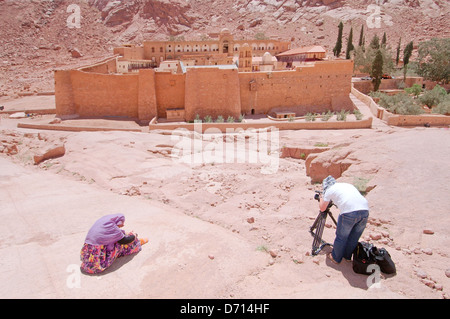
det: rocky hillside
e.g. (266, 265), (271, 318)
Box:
(0, 0), (448, 96)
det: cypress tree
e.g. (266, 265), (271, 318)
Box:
(370, 34), (380, 50)
(382, 32), (387, 48)
(403, 41), (414, 81)
(346, 27), (354, 59)
(333, 21), (344, 57)
(371, 49), (384, 92)
(358, 25), (364, 47)
(396, 38), (401, 66)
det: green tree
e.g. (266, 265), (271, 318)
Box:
(333, 21), (344, 57)
(403, 41), (414, 81)
(358, 25), (364, 48)
(371, 50), (384, 91)
(405, 83), (423, 98)
(354, 45), (394, 76)
(346, 27), (354, 59)
(381, 32), (387, 48)
(370, 34), (380, 50)
(396, 38), (401, 66)
(417, 38), (450, 84)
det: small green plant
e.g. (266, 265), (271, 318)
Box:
(353, 177), (371, 196)
(204, 115), (213, 123)
(238, 114), (245, 122)
(194, 114), (201, 122)
(216, 115), (224, 123)
(227, 116), (235, 123)
(353, 109), (363, 120)
(321, 110), (334, 121)
(314, 142), (328, 147)
(336, 110), (349, 121)
(256, 245), (269, 253)
(288, 115), (295, 122)
(305, 112), (316, 121)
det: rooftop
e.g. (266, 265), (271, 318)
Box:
(276, 45), (326, 57)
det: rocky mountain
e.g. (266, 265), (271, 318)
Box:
(0, 0), (448, 96)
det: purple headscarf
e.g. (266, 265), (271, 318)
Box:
(85, 214), (125, 247)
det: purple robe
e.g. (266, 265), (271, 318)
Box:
(85, 214), (125, 250)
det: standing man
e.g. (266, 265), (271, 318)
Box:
(319, 176), (369, 264)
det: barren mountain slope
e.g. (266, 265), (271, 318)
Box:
(0, 0), (449, 96)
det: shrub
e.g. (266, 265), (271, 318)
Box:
(336, 110), (349, 121)
(433, 98), (450, 115)
(404, 83), (423, 98)
(321, 110), (334, 121)
(305, 113), (316, 121)
(419, 84), (447, 108)
(216, 115), (224, 123)
(370, 91), (424, 115)
(204, 115), (213, 123)
(227, 116), (235, 123)
(238, 114), (245, 122)
(353, 109), (363, 120)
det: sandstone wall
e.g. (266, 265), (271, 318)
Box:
(70, 70), (139, 119)
(184, 67), (241, 121)
(78, 56), (118, 74)
(138, 69), (158, 123)
(55, 59), (354, 124)
(154, 72), (185, 118)
(238, 60), (353, 116)
(54, 70), (75, 117)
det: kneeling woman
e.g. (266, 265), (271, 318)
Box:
(80, 214), (148, 274)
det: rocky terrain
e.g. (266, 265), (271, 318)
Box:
(0, 0), (449, 96)
(0, 111), (449, 298)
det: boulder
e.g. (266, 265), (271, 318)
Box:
(34, 145), (66, 165)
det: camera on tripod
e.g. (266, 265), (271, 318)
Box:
(314, 190), (322, 202)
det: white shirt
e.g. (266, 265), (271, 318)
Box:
(323, 183), (369, 214)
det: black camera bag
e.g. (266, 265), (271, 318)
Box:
(352, 241), (377, 275)
(374, 247), (396, 274)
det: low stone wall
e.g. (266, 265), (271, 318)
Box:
(386, 114), (450, 127)
(351, 86), (388, 121)
(149, 116), (373, 133)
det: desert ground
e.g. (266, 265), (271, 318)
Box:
(0, 95), (449, 299)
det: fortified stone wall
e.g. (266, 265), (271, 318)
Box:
(238, 60), (353, 116)
(54, 59), (354, 124)
(79, 56), (118, 74)
(184, 67), (241, 121)
(154, 72), (185, 118)
(70, 71), (139, 119)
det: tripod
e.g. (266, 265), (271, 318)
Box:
(310, 192), (338, 256)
